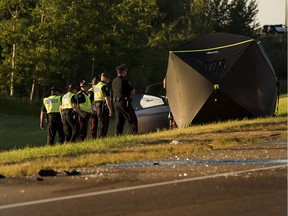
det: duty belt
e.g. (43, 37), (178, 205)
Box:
(62, 109), (73, 115)
(47, 112), (61, 116)
(113, 97), (124, 102)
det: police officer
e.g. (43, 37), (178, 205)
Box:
(61, 83), (85, 142)
(112, 64), (138, 135)
(94, 72), (113, 137)
(40, 86), (64, 145)
(88, 77), (98, 138)
(76, 80), (92, 141)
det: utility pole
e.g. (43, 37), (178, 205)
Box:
(91, 57), (95, 79)
(285, 0), (287, 67)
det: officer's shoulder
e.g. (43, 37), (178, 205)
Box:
(103, 85), (109, 90)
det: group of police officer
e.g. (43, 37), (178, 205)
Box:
(40, 64), (138, 145)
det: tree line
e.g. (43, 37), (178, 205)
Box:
(0, 0), (285, 102)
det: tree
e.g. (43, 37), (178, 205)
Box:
(222, 0), (259, 36)
(0, 0), (35, 97)
(260, 35), (287, 81)
(207, 0), (230, 32)
(0, 0), (264, 99)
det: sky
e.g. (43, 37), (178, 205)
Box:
(256, 0), (287, 26)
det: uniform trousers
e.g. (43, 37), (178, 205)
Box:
(78, 113), (91, 141)
(47, 113), (64, 145)
(95, 101), (110, 137)
(90, 114), (98, 138)
(62, 109), (78, 142)
(114, 100), (138, 135)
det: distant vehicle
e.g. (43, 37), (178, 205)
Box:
(131, 93), (170, 133)
(262, 24), (287, 34)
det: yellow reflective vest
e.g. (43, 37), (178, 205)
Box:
(61, 92), (75, 109)
(77, 91), (92, 113)
(43, 95), (61, 113)
(88, 87), (94, 94)
(94, 82), (106, 101)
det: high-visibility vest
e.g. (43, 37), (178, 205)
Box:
(77, 91), (91, 113)
(43, 95), (61, 113)
(88, 87), (94, 94)
(61, 92), (75, 109)
(94, 82), (107, 101)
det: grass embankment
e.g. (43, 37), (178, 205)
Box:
(0, 95), (287, 177)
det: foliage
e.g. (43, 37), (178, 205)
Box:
(222, 0), (259, 36)
(0, 97), (40, 116)
(0, 0), (275, 99)
(259, 35), (287, 81)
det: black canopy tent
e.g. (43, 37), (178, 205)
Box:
(166, 32), (278, 128)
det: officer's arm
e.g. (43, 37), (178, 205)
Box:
(163, 77), (167, 89)
(130, 88), (136, 96)
(40, 111), (46, 129)
(124, 79), (135, 96)
(105, 96), (113, 116)
(71, 95), (85, 118)
(72, 103), (85, 118)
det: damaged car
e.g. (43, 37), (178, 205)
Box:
(131, 93), (170, 133)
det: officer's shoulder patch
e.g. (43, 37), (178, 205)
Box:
(104, 86), (109, 92)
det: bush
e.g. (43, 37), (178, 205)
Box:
(259, 34), (287, 80)
(0, 97), (41, 117)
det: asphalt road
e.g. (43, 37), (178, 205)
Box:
(0, 142), (287, 216)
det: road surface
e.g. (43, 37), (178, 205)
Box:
(0, 142), (287, 216)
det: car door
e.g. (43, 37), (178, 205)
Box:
(132, 94), (170, 133)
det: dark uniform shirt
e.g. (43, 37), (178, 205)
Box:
(70, 95), (78, 106)
(77, 90), (88, 104)
(100, 82), (111, 98)
(41, 103), (47, 112)
(112, 75), (133, 99)
(87, 88), (94, 103)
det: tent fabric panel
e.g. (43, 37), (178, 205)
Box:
(253, 42), (278, 116)
(173, 42), (250, 84)
(174, 33), (251, 52)
(166, 54), (183, 125)
(166, 32), (278, 127)
(257, 42), (278, 115)
(166, 53), (213, 128)
(221, 42), (277, 116)
(192, 91), (253, 124)
(258, 42), (277, 77)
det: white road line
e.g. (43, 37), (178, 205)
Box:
(0, 164), (286, 210)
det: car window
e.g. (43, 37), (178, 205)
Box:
(140, 95), (164, 108)
(132, 94), (165, 110)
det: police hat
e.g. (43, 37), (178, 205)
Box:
(50, 86), (60, 91)
(68, 83), (78, 89)
(99, 71), (111, 78)
(80, 80), (89, 87)
(115, 64), (127, 71)
(91, 77), (97, 85)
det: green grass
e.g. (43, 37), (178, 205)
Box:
(0, 94), (287, 177)
(0, 115), (46, 150)
(0, 96), (111, 150)
(0, 97), (45, 150)
(0, 97), (41, 116)
(0, 111), (130, 151)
